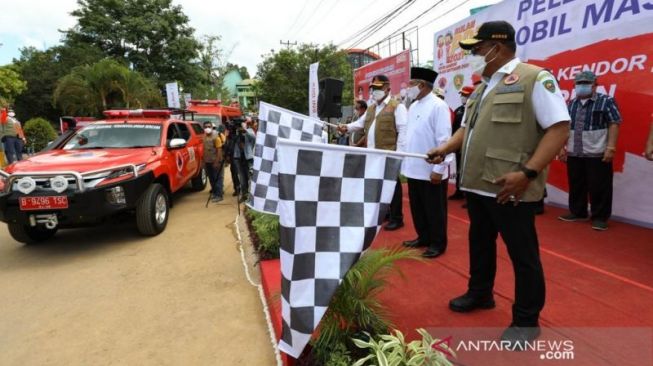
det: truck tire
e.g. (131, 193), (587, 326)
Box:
(135, 183), (169, 236)
(7, 223), (57, 245)
(190, 166), (208, 191)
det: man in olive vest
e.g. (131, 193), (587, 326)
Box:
(1, 110), (26, 164)
(203, 121), (226, 203)
(338, 74), (408, 230)
(427, 21), (570, 346)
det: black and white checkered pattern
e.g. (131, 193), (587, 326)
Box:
(275, 139), (402, 358)
(248, 102), (325, 214)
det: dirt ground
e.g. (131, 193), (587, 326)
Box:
(0, 177), (276, 365)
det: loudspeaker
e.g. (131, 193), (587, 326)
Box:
(318, 78), (343, 118)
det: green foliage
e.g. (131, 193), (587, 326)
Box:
(64, 0), (203, 89)
(325, 341), (353, 366)
(256, 43), (353, 114)
(23, 118), (58, 152)
(0, 66), (27, 105)
(312, 247), (422, 364)
(53, 58), (163, 116)
(352, 328), (455, 366)
(12, 44), (105, 122)
(245, 209), (280, 258)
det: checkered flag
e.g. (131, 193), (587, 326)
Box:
(248, 102), (325, 214)
(275, 139), (403, 358)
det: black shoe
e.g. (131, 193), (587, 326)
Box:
(500, 325), (542, 350)
(448, 192), (465, 200)
(449, 293), (496, 313)
(461, 203), (468, 209)
(402, 238), (427, 248)
(534, 206), (544, 215)
(384, 221), (404, 231)
(232, 191), (240, 197)
(422, 248), (444, 258)
(238, 194), (248, 203)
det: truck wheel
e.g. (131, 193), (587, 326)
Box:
(190, 166), (208, 191)
(7, 223), (58, 245)
(136, 183), (169, 236)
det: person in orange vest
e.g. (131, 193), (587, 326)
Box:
(1, 109), (27, 164)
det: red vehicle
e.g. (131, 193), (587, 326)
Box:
(0, 109), (207, 244)
(186, 99), (242, 125)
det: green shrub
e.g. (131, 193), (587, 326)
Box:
(352, 328), (455, 366)
(23, 118), (57, 152)
(245, 209), (280, 258)
(312, 247), (422, 364)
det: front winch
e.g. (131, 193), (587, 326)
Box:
(29, 214), (59, 229)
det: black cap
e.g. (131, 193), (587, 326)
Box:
(459, 21), (515, 50)
(410, 67), (438, 84)
(370, 74), (390, 87)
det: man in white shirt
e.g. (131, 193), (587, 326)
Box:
(401, 67), (452, 258)
(338, 74), (408, 230)
(427, 21), (570, 346)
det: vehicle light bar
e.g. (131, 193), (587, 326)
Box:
(103, 109), (171, 118)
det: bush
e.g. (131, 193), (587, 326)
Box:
(352, 328), (455, 366)
(245, 209), (280, 259)
(23, 118), (57, 152)
(311, 247), (422, 365)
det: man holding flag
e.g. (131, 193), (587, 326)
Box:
(338, 74), (408, 231)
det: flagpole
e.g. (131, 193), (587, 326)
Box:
(279, 138), (430, 160)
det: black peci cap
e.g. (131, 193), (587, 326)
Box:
(410, 67), (438, 84)
(459, 21), (516, 50)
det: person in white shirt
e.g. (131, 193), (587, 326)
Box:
(338, 74), (408, 230)
(401, 67), (453, 258)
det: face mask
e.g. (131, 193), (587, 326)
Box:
(241, 122), (247, 130)
(204, 127), (213, 134)
(468, 45), (498, 76)
(575, 84), (593, 98)
(8, 112), (15, 117)
(406, 85), (420, 100)
(372, 89), (386, 102)
(460, 96), (468, 105)
(399, 88), (407, 98)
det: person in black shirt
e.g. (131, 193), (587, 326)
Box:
(449, 86), (475, 200)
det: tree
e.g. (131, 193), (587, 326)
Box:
(0, 65), (27, 106)
(64, 0), (203, 89)
(256, 43), (353, 114)
(11, 44), (105, 121)
(53, 58), (162, 116)
(23, 118), (58, 152)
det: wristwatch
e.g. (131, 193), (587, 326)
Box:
(520, 166), (538, 180)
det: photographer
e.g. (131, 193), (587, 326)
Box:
(232, 117), (256, 203)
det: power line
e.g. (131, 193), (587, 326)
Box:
(417, 0), (472, 29)
(292, 0), (328, 39)
(347, 0), (417, 49)
(336, 0), (414, 47)
(283, 1), (312, 37)
(307, 0), (343, 33)
(375, 0), (446, 45)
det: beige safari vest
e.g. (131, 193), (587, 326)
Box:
(460, 62), (547, 202)
(364, 99), (399, 151)
(0, 118), (18, 137)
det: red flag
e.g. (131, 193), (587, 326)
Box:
(0, 108), (7, 125)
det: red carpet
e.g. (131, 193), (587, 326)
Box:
(260, 184), (653, 365)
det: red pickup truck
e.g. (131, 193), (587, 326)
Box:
(0, 109), (207, 244)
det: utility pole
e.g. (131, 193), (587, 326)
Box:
(280, 40), (297, 49)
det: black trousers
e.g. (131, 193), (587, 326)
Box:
(407, 178), (448, 251)
(466, 193), (545, 327)
(389, 178), (404, 223)
(567, 156), (613, 221)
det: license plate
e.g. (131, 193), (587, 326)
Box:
(19, 196), (69, 211)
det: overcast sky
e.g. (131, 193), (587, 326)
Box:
(0, 0), (499, 76)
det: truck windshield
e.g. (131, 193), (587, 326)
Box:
(63, 124), (162, 150)
(193, 114), (220, 124)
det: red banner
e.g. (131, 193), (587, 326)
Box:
(353, 50), (411, 102)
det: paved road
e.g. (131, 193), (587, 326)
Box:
(0, 182), (275, 365)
